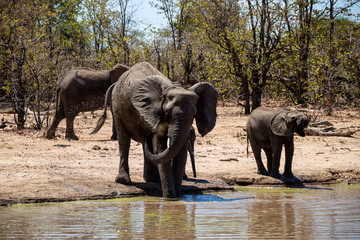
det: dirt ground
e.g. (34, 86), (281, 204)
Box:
(1, 104), (359, 206)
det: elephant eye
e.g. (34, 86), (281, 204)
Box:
(167, 95), (174, 101)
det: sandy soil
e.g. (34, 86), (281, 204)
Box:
(1, 105), (359, 206)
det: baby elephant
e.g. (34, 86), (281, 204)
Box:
(246, 106), (309, 179)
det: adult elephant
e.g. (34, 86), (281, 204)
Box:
(246, 106), (309, 179)
(46, 64), (129, 140)
(91, 62), (218, 198)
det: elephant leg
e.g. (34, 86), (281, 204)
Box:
(250, 140), (268, 175)
(143, 134), (163, 183)
(110, 110), (117, 141)
(270, 144), (282, 179)
(46, 114), (64, 139)
(186, 127), (196, 179)
(264, 148), (273, 173)
(111, 120), (117, 141)
(46, 101), (65, 139)
(65, 113), (78, 140)
(172, 143), (188, 197)
(143, 158), (161, 182)
(115, 122), (131, 184)
(283, 141), (295, 178)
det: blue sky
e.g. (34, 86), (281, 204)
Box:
(133, 0), (166, 29)
(132, 0), (359, 31)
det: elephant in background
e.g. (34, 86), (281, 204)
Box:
(91, 62), (217, 198)
(46, 64), (129, 140)
(246, 106), (309, 179)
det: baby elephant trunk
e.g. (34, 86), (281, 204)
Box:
(295, 115), (309, 137)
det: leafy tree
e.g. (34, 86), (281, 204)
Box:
(194, 0), (284, 113)
(0, 0), (85, 129)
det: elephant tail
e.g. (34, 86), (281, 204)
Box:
(90, 108), (107, 135)
(104, 82), (116, 107)
(90, 83), (115, 135)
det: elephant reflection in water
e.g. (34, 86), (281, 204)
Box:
(117, 201), (196, 239)
(247, 192), (315, 238)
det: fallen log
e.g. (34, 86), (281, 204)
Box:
(305, 127), (356, 137)
(308, 121), (333, 127)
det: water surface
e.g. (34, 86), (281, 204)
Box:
(1, 184), (359, 239)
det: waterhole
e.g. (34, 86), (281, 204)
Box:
(1, 184), (359, 239)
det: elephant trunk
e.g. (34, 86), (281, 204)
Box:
(144, 120), (191, 164)
(295, 116), (309, 137)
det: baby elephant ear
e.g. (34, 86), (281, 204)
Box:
(271, 110), (293, 137)
(189, 82), (218, 137)
(131, 75), (168, 130)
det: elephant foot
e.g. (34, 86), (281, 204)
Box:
(257, 170), (269, 176)
(270, 172), (282, 179)
(45, 132), (55, 139)
(162, 189), (179, 199)
(284, 172), (295, 178)
(115, 173), (132, 185)
(283, 172), (295, 179)
(66, 134), (79, 140)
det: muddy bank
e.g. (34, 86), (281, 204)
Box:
(1, 106), (359, 206)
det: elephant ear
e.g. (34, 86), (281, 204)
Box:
(130, 75), (169, 130)
(270, 110), (293, 137)
(189, 82), (218, 137)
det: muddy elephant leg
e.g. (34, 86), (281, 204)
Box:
(250, 140), (268, 175)
(65, 113), (78, 140)
(172, 143), (188, 197)
(264, 148), (273, 174)
(283, 141), (295, 178)
(115, 122), (131, 184)
(270, 144), (282, 179)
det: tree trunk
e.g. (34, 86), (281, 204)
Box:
(251, 83), (262, 112)
(13, 46), (26, 130)
(242, 79), (251, 114)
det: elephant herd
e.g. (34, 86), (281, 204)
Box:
(45, 62), (309, 198)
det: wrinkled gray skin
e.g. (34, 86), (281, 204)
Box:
(246, 106), (309, 179)
(92, 62), (217, 198)
(46, 64), (129, 140)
